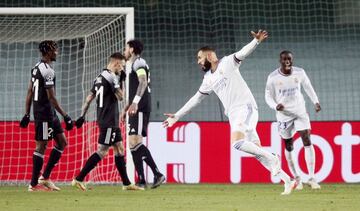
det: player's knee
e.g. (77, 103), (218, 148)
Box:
(284, 138), (294, 151)
(96, 145), (110, 158)
(56, 140), (67, 151)
(113, 142), (125, 156)
(128, 135), (142, 148)
(302, 137), (311, 146)
(300, 131), (311, 146)
(35, 142), (47, 154)
(230, 131), (245, 144)
(54, 133), (67, 150)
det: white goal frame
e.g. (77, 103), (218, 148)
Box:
(0, 7), (135, 183)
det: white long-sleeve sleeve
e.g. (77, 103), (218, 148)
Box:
(302, 71), (319, 104)
(265, 77), (278, 110)
(174, 91), (208, 119)
(234, 38), (260, 61)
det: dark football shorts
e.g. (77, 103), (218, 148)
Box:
(98, 127), (122, 146)
(34, 115), (63, 141)
(128, 112), (150, 137)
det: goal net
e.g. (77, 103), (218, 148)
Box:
(0, 7), (134, 184)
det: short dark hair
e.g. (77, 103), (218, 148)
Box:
(127, 39), (144, 55)
(109, 52), (126, 60)
(198, 46), (215, 53)
(280, 50), (293, 57)
(39, 40), (57, 55)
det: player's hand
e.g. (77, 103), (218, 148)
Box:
(251, 29), (268, 42)
(276, 104), (284, 111)
(315, 103), (321, 113)
(19, 114), (30, 128)
(162, 113), (178, 128)
(75, 116), (85, 128)
(63, 114), (74, 130)
(120, 110), (126, 123)
(127, 103), (138, 116)
(119, 71), (126, 84)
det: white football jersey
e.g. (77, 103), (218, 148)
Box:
(199, 54), (257, 116)
(265, 66), (319, 121)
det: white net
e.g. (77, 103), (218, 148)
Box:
(0, 8), (132, 184)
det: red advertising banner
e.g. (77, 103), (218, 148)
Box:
(0, 121), (359, 183)
(147, 121), (360, 183)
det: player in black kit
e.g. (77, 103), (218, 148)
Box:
(20, 40), (73, 191)
(122, 39), (165, 189)
(72, 53), (141, 191)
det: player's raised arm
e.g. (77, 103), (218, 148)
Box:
(111, 73), (123, 101)
(19, 79), (33, 128)
(163, 91), (208, 128)
(233, 30), (268, 62)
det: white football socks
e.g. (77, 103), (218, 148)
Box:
(304, 145), (316, 179)
(233, 140), (273, 160)
(254, 154), (291, 183)
(233, 140), (291, 183)
(284, 149), (299, 178)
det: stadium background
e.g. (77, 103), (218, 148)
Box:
(0, 0), (359, 184)
(0, 0), (359, 122)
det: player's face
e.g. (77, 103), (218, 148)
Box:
(49, 49), (58, 62)
(124, 44), (132, 60)
(118, 59), (126, 72)
(280, 53), (293, 70)
(197, 51), (211, 72)
(114, 59), (126, 74)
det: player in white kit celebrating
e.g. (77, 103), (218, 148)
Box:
(265, 50), (321, 189)
(163, 30), (296, 195)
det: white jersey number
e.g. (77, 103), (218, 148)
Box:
(95, 86), (104, 108)
(147, 72), (151, 93)
(31, 77), (39, 101)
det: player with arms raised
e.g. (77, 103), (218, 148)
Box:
(265, 50), (321, 189)
(20, 40), (73, 191)
(163, 30), (296, 195)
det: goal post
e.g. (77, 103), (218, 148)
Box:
(0, 7), (135, 184)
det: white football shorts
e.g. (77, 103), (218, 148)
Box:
(228, 103), (260, 144)
(277, 112), (311, 139)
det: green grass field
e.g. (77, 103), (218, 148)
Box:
(1, 184), (359, 211)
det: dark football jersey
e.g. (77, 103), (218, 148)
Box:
(129, 57), (151, 112)
(31, 61), (56, 121)
(91, 69), (120, 128)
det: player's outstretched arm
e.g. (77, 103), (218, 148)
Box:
(162, 113), (177, 128)
(162, 91), (207, 128)
(234, 30), (268, 61)
(46, 87), (73, 130)
(75, 93), (95, 128)
(20, 80), (33, 128)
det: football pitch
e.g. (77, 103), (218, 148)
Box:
(1, 184), (359, 211)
